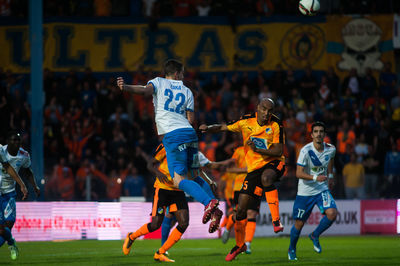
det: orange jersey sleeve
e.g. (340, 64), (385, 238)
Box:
(231, 146), (247, 191)
(226, 114), (253, 133)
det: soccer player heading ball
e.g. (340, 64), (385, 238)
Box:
(117, 59), (223, 235)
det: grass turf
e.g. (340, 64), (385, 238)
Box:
(0, 235), (399, 265)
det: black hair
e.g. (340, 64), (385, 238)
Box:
(311, 121), (326, 132)
(7, 129), (21, 140)
(164, 59), (184, 76)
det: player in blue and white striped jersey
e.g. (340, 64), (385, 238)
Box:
(288, 122), (338, 261)
(117, 59), (222, 240)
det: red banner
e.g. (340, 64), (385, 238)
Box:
(361, 200), (397, 234)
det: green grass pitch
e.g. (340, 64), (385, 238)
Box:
(0, 236), (399, 265)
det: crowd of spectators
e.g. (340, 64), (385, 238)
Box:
(1, 0), (400, 18)
(0, 56), (399, 201)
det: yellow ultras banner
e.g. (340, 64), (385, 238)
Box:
(0, 16), (394, 74)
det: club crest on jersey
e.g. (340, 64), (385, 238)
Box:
(265, 128), (272, 134)
(157, 207), (164, 214)
(325, 155), (330, 161)
(250, 137), (267, 150)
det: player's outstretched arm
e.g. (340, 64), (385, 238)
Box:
(2, 162), (28, 200)
(24, 167), (41, 197)
(199, 123), (228, 133)
(296, 165), (327, 182)
(116, 77), (153, 96)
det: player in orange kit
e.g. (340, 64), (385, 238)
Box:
(200, 98), (286, 261)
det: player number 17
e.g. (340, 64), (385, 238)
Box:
(297, 208), (305, 218)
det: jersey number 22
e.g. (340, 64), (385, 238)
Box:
(164, 89), (185, 114)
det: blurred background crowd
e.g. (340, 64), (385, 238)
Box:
(1, 62), (399, 201)
(0, 0), (399, 202)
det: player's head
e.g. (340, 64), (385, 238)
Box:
(257, 97), (275, 124)
(311, 121), (326, 144)
(164, 59), (184, 80)
(7, 130), (22, 150)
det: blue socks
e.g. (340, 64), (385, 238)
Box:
(313, 216), (334, 237)
(178, 179), (212, 206)
(161, 216), (176, 245)
(289, 225), (301, 251)
(194, 176), (215, 199)
(0, 227), (12, 247)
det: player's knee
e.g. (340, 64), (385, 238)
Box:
(263, 184), (276, 192)
(326, 209), (338, 221)
(262, 171), (277, 186)
(176, 223), (188, 233)
(236, 207), (247, 221)
(150, 219), (163, 232)
(295, 220), (305, 230)
(247, 210), (257, 219)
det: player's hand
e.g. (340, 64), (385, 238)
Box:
(316, 175), (328, 182)
(246, 139), (257, 151)
(117, 77), (125, 90)
(34, 185), (41, 197)
(158, 174), (172, 185)
(199, 124), (208, 133)
(21, 185), (28, 200)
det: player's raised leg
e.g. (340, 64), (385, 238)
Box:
(261, 165), (285, 233)
(163, 134), (220, 224)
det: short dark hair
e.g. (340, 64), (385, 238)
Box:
(164, 59), (184, 76)
(7, 129), (21, 140)
(311, 121), (326, 132)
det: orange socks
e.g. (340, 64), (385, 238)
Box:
(245, 220), (256, 243)
(226, 214), (235, 231)
(159, 228), (183, 254)
(234, 219), (247, 247)
(220, 216), (228, 228)
(131, 223), (150, 240)
(265, 189), (280, 222)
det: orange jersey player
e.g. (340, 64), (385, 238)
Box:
(123, 144), (226, 262)
(221, 146), (260, 254)
(123, 144), (190, 263)
(200, 98), (286, 261)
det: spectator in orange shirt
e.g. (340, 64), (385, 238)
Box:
(48, 158), (75, 201)
(336, 120), (355, 166)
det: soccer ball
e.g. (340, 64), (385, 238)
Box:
(299, 0), (320, 16)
